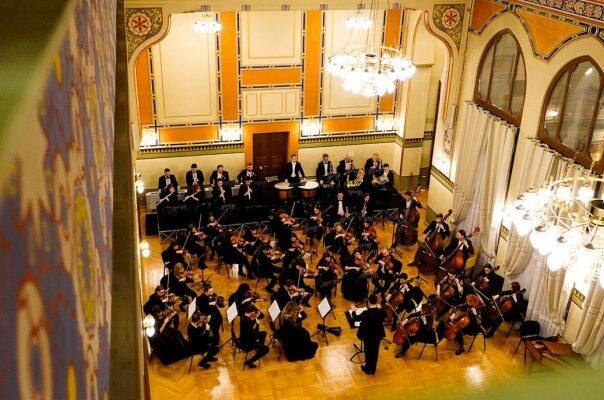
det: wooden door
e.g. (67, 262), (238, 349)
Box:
(253, 132), (288, 177)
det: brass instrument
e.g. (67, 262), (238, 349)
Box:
(371, 174), (388, 187)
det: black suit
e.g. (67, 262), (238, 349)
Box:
(355, 307), (385, 373)
(237, 169), (260, 183)
(158, 174), (178, 192)
(364, 158), (382, 175)
(209, 170), (230, 186)
(239, 315), (269, 363)
(423, 220), (450, 239)
(185, 170), (204, 188)
(282, 162), (305, 183)
(316, 161), (334, 183)
(237, 183), (256, 207)
(187, 322), (219, 360)
(337, 159), (355, 175)
(443, 238), (474, 267)
(384, 171), (395, 189)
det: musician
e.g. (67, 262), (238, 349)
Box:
(201, 213), (221, 253)
(158, 168), (179, 194)
(160, 264), (198, 311)
(307, 206), (325, 254)
(399, 191), (422, 216)
(239, 305), (270, 369)
(254, 235), (283, 293)
(341, 250), (369, 302)
(315, 252), (338, 301)
(358, 220), (379, 257)
(185, 163), (204, 191)
(181, 225), (207, 269)
(395, 304), (437, 358)
(149, 309), (190, 365)
(325, 224), (352, 265)
(364, 153), (382, 177)
(351, 294), (385, 375)
(188, 312), (220, 369)
(275, 302), (319, 362)
(196, 286), (223, 344)
(143, 285), (176, 321)
(437, 295), (486, 355)
(332, 191), (351, 224)
(237, 177), (256, 208)
(211, 179), (232, 208)
(161, 240), (187, 271)
(228, 283), (264, 319)
(372, 247), (402, 295)
(337, 153), (355, 180)
(237, 162), (260, 184)
(409, 212), (450, 267)
(470, 264), (504, 298)
(432, 269), (464, 317)
(359, 193), (374, 221)
(209, 164), (230, 186)
(384, 273), (420, 328)
(381, 164), (395, 190)
(283, 154), (305, 184)
(157, 184), (179, 211)
(183, 182), (204, 213)
(440, 230), (474, 271)
(494, 281), (526, 323)
(281, 237), (304, 272)
(316, 153), (335, 187)
(280, 262), (315, 305)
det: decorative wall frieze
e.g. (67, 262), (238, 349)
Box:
(433, 3), (466, 49)
(137, 142), (244, 159)
(431, 165), (454, 192)
(125, 8), (163, 60)
(298, 132), (397, 148)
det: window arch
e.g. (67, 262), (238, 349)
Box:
(474, 30), (526, 125)
(538, 57), (604, 173)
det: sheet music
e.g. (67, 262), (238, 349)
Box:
(318, 297), (331, 319)
(187, 297), (197, 320)
(268, 300), (281, 322)
(226, 302), (238, 324)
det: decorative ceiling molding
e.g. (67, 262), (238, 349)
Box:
(470, 0), (508, 32)
(516, 0), (604, 26)
(125, 8), (164, 60)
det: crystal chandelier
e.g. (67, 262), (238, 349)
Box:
(193, 14), (222, 34)
(510, 169), (604, 288)
(327, 3), (415, 98)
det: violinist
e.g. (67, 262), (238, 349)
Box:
(372, 247), (402, 295)
(394, 304), (437, 358)
(182, 224), (207, 269)
(201, 213), (221, 246)
(187, 312), (220, 369)
(432, 269), (464, 317)
(144, 285), (177, 321)
(253, 234), (282, 294)
(280, 262), (315, 305)
(281, 237), (305, 272)
(276, 212), (296, 250)
(275, 301), (318, 362)
(185, 163), (204, 192)
(342, 250), (370, 302)
(325, 224), (352, 265)
(209, 164), (230, 186)
(239, 305), (270, 369)
(216, 230), (249, 277)
(470, 264), (504, 298)
(436, 294), (486, 356)
(161, 240), (187, 271)
(315, 252), (339, 301)
(160, 264), (198, 312)
(196, 285), (224, 344)
(307, 206), (325, 254)
(228, 283), (265, 319)
(409, 212), (450, 267)
(440, 230), (474, 273)
(358, 220), (378, 256)
(211, 179), (232, 210)
(149, 309), (190, 365)
(316, 153), (335, 187)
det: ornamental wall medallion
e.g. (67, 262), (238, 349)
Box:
(125, 8), (163, 60)
(433, 4), (465, 49)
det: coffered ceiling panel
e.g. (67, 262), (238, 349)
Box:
(240, 11), (303, 67)
(321, 10), (383, 116)
(151, 13), (219, 125)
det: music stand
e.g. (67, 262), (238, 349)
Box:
(311, 298), (333, 345)
(219, 302), (239, 349)
(187, 298), (198, 374)
(267, 300), (281, 347)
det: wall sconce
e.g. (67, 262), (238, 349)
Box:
(376, 115), (394, 131)
(140, 128), (159, 147)
(139, 240), (150, 258)
(135, 173), (145, 194)
(143, 314), (156, 337)
(220, 124), (242, 142)
(301, 118), (321, 137)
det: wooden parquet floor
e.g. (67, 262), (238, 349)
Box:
(140, 192), (526, 399)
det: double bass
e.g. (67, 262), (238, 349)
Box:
(395, 183), (422, 246)
(413, 209), (453, 273)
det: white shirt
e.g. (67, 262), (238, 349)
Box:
(165, 177), (171, 186)
(345, 161), (352, 171)
(404, 199), (412, 209)
(337, 200), (344, 215)
(290, 162), (297, 177)
(192, 172), (198, 182)
(246, 171), (253, 177)
(217, 172), (223, 180)
(245, 186), (252, 199)
(323, 162), (329, 175)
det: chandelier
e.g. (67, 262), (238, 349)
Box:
(192, 14), (222, 34)
(327, 3), (415, 98)
(510, 169), (604, 288)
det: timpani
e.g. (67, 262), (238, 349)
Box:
(274, 181), (293, 201)
(299, 180), (319, 199)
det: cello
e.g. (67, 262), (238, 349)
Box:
(392, 305), (435, 346)
(438, 227), (480, 280)
(413, 209), (453, 274)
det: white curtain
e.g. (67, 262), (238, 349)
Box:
(452, 102), (517, 259)
(573, 283), (604, 361)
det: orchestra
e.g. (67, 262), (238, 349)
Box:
(142, 152), (530, 375)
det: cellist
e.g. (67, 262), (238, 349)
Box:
(469, 264), (504, 298)
(436, 294), (487, 356)
(431, 269), (464, 318)
(440, 230), (474, 272)
(409, 212), (450, 267)
(394, 304), (437, 358)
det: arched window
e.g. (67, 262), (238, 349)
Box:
(474, 30), (526, 125)
(538, 57), (604, 172)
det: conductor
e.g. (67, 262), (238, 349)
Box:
(351, 294), (385, 375)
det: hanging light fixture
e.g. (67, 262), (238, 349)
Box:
(327, 2), (415, 98)
(345, 11), (372, 30)
(510, 164), (604, 286)
(193, 13), (222, 34)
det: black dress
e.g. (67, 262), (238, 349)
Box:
(276, 318), (319, 362)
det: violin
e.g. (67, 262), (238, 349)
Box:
(208, 293), (226, 308)
(362, 226), (377, 241)
(244, 289), (267, 302)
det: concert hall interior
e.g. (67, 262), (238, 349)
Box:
(6, 0), (604, 399)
